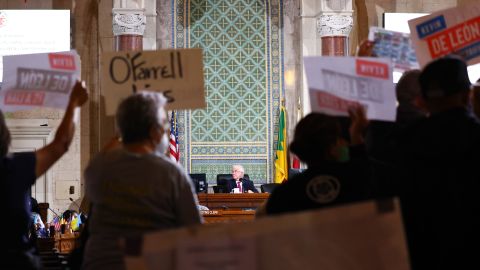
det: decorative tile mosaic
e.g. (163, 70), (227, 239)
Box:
(173, 0), (284, 184)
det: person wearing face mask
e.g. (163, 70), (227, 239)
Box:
(261, 105), (373, 216)
(82, 92), (202, 270)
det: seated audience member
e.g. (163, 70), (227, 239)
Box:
(29, 197), (46, 237)
(262, 105), (372, 216)
(226, 164), (259, 193)
(396, 56), (480, 270)
(83, 92), (202, 270)
(1, 82), (88, 269)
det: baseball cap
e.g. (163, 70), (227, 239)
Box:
(419, 56), (471, 99)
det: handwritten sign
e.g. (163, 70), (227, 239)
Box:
(124, 199), (409, 270)
(409, 5), (480, 67)
(101, 49), (206, 115)
(304, 56), (396, 121)
(0, 50), (80, 112)
(368, 27), (419, 71)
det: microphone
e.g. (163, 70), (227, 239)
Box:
(69, 197), (82, 212)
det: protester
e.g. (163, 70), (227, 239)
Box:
(396, 56), (480, 269)
(82, 92), (202, 270)
(1, 81), (88, 269)
(262, 104), (373, 216)
(366, 70), (428, 197)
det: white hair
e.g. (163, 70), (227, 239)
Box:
(139, 91), (168, 128)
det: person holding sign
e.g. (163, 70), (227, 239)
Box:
(226, 165), (258, 193)
(396, 56), (480, 270)
(82, 92), (202, 270)
(263, 104), (373, 216)
(1, 81), (88, 269)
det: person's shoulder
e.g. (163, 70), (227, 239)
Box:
(3, 151), (35, 169)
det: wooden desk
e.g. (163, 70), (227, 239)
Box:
(197, 193), (269, 210)
(201, 210), (256, 224)
(37, 233), (80, 254)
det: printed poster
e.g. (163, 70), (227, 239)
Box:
(409, 4), (480, 67)
(304, 56), (396, 122)
(101, 48), (206, 115)
(368, 26), (419, 71)
(0, 50), (81, 112)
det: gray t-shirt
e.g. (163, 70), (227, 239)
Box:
(83, 148), (202, 269)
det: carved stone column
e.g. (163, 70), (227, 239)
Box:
(317, 13), (353, 56)
(112, 8), (146, 51)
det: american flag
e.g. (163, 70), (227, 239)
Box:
(169, 111), (179, 162)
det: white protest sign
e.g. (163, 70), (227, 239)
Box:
(0, 50), (81, 112)
(408, 5), (480, 67)
(304, 57), (396, 121)
(124, 199), (409, 270)
(368, 27), (419, 71)
(176, 236), (256, 270)
(101, 48), (206, 115)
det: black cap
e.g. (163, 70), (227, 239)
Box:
(419, 56), (471, 99)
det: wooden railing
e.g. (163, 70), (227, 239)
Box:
(197, 193), (269, 223)
(197, 193), (269, 210)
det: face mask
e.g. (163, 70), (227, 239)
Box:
(154, 133), (169, 157)
(336, 145), (350, 163)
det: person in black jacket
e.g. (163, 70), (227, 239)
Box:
(264, 104), (372, 215)
(226, 164), (259, 193)
(396, 56), (480, 270)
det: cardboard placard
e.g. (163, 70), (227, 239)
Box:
(369, 27), (419, 71)
(304, 57), (396, 121)
(101, 49), (206, 115)
(0, 50), (81, 112)
(124, 199), (409, 270)
(409, 5), (480, 67)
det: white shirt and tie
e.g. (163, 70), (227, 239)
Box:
(236, 180), (243, 193)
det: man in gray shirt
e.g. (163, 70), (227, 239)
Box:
(83, 92), (202, 270)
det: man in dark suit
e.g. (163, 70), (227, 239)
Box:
(226, 165), (259, 193)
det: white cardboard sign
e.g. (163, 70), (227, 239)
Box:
(0, 50), (81, 112)
(101, 49), (206, 115)
(408, 5), (480, 67)
(176, 236), (256, 270)
(123, 199), (409, 270)
(304, 57), (396, 121)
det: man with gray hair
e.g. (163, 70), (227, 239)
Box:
(226, 164), (258, 193)
(83, 92), (202, 270)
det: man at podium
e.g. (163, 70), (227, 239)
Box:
(226, 165), (259, 193)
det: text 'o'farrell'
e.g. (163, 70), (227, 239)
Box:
(108, 51), (183, 93)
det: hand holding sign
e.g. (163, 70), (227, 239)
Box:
(348, 104), (369, 145)
(68, 81), (88, 108)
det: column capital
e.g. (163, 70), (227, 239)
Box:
(316, 12), (353, 37)
(112, 8), (146, 36)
